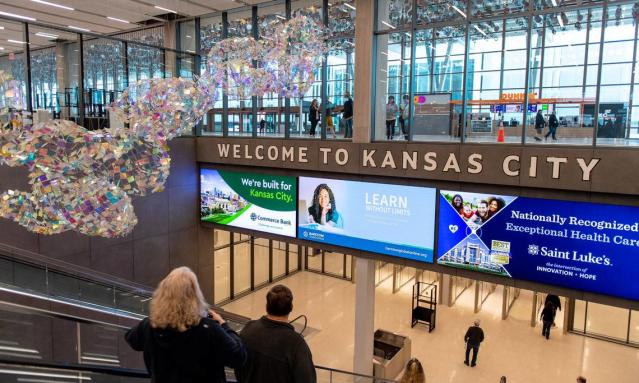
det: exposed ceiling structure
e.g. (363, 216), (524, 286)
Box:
(0, 0), (273, 35)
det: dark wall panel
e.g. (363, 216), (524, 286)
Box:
(0, 137), (203, 289)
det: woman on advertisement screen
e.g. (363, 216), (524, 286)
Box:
(307, 184), (343, 228)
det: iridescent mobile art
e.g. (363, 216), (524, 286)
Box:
(0, 15), (325, 238)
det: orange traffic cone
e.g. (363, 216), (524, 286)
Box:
(497, 125), (505, 142)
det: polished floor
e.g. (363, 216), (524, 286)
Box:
(222, 269), (639, 383)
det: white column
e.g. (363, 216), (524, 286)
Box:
(441, 274), (452, 307)
(353, 257), (376, 376)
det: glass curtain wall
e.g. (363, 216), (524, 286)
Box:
(200, 15), (224, 135)
(193, 0), (354, 139)
(572, 299), (639, 346)
(211, 229), (302, 305)
(374, 0), (639, 146)
(0, 21), (27, 111)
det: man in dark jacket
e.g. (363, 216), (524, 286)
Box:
(545, 111), (559, 141)
(236, 285), (316, 383)
(342, 91), (353, 138)
(545, 294), (562, 326)
(464, 319), (484, 367)
(125, 309), (246, 383)
(534, 110), (545, 141)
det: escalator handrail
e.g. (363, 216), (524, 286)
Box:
(0, 356), (151, 379)
(288, 314), (308, 335)
(0, 243), (153, 295)
(0, 299), (136, 330)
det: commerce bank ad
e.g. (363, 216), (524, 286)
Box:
(298, 177), (436, 262)
(437, 190), (639, 301)
(200, 169), (296, 237)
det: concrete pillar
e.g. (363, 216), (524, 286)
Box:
(353, 257), (375, 376)
(164, 21), (177, 78)
(55, 42), (67, 118)
(353, 0), (374, 143)
(441, 274), (452, 307)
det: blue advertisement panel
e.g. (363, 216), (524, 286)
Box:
(298, 177), (436, 263)
(437, 190), (639, 301)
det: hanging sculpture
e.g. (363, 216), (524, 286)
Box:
(0, 15), (325, 238)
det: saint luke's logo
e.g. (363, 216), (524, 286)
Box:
(250, 213), (258, 221)
(528, 244), (539, 255)
(449, 224), (458, 234)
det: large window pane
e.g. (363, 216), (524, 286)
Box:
(585, 302), (629, 341)
(597, 3), (636, 146)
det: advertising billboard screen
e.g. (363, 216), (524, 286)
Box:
(437, 190), (639, 301)
(298, 177), (436, 262)
(200, 169), (297, 237)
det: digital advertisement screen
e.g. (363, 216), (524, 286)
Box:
(437, 190), (639, 301)
(200, 169), (297, 237)
(298, 177), (436, 262)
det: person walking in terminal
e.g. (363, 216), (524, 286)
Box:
(464, 319), (484, 367)
(385, 95), (398, 140)
(545, 110), (559, 141)
(342, 91), (353, 138)
(577, 376), (587, 383)
(541, 301), (556, 340)
(399, 94), (410, 140)
(499, 376), (507, 383)
(545, 294), (562, 326)
(534, 109), (546, 141)
(399, 358), (426, 383)
(125, 267), (246, 383)
(309, 99), (320, 137)
(236, 285), (316, 383)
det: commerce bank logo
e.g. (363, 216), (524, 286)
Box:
(250, 213), (258, 221)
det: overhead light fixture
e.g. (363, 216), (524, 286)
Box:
(451, 4), (467, 18)
(154, 5), (177, 14)
(0, 47), (4, 50)
(0, 11), (37, 21)
(36, 32), (59, 38)
(68, 25), (90, 32)
(557, 13), (564, 28)
(31, 0), (74, 11)
(107, 16), (130, 24)
(0, 26), (4, 30)
(550, 0), (557, 6)
(381, 21), (396, 29)
(344, 3), (356, 10)
(276, 15), (286, 20)
(8, 39), (27, 44)
(473, 24), (487, 37)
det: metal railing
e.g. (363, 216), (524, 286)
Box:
(0, 244), (153, 316)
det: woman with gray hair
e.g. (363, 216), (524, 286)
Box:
(125, 266), (246, 382)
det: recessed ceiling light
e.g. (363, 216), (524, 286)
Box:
(276, 15), (286, 20)
(154, 5), (177, 14)
(0, 11), (37, 21)
(0, 47), (4, 50)
(36, 32), (59, 38)
(186, 35), (192, 38)
(68, 25), (90, 32)
(0, 26), (4, 30)
(344, 3), (356, 10)
(8, 39), (27, 44)
(31, 0), (74, 11)
(107, 16), (130, 24)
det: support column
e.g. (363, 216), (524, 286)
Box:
(441, 274), (452, 307)
(163, 21), (177, 78)
(353, 0), (374, 143)
(353, 257), (375, 376)
(55, 42), (67, 119)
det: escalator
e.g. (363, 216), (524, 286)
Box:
(0, 249), (397, 383)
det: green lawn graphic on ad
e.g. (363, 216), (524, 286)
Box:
(201, 204), (252, 224)
(200, 169), (297, 237)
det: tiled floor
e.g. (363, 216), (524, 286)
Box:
(223, 271), (639, 383)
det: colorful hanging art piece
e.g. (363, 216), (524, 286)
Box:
(0, 15), (325, 238)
